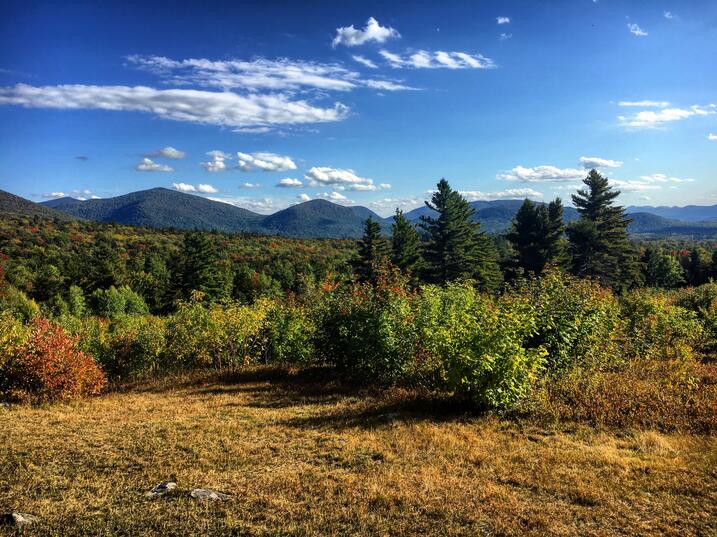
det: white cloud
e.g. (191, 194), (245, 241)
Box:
(498, 165), (585, 183)
(127, 54), (413, 95)
(610, 180), (662, 192)
(147, 146), (185, 159)
(0, 83), (350, 130)
(297, 193), (311, 202)
(458, 188), (543, 201)
(364, 79), (417, 91)
(41, 192), (67, 198)
(237, 151), (297, 172)
(618, 104), (715, 129)
(664, 11), (675, 19)
(305, 166), (375, 188)
(617, 100), (669, 107)
(368, 196), (424, 216)
(318, 191), (351, 203)
(135, 157), (173, 172)
(352, 55), (378, 69)
(277, 178), (303, 187)
(499, 33), (512, 41)
(240, 182), (261, 188)
(708, 133), (717, 141)
(172, 182), (196, 192)
(639, 173), (694, 184)
(332, 17), (400, 48)
(380, 50), (495, 69)
(496, 16), (510, 24)
(628, 23), (648, 37)
(207, 196), (282, 213)
(197, 183), (218, 193)
(201, 150), (231, 172)
(579, 156), (623, 169)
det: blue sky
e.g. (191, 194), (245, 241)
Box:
(0, 0), (715, 215)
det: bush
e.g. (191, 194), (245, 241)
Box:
(104, 315), (166, 379)
(314, 273), (418, 383)
(0, 285), (40, 322)
(673, 283), (717, 353)
(416, 283), (546, 409)
(1, 317), (106, 403)
(513, 270), (622, 374)
(620, 289), (703, 365)
(264, 300), (315, 365)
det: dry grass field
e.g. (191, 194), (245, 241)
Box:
(1, 367), (716, 536)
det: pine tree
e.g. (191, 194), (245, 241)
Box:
(566, 170), (638, 290)
(353, 216), (390, 283)
(506, 198), (564, 275)
(178, 231), (228, 301)
(391, 208), (422, 278)
(419, 178), (501, 288)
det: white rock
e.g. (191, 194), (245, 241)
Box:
(1, 512), (39, 526)
(146, 481), (177, 498)
(189, 488), (232, 501)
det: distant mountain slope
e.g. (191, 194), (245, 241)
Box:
(42, 188), (263, 233)
(261, 199), (388, 238)
(0, 189), (75, 220)
(627, 204), (717, 222)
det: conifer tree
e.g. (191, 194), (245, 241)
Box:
(419, 178), (501, 289)
(506, 198), (565, 275)
(391, 208), (422, 278)
(566, 170), (638, 290)
(178, 231), (228, 300)
(353, 216), (390, 283)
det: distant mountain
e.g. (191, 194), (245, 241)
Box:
(42, 188), (263, 233)
(627, 204), (717, 222)
(39, 188), (384, 238)
(261, 199), (387, 238)
(15, 186), (717, 239)
(0, 189), (74, 220)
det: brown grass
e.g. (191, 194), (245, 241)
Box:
(1, 367), (715, 536)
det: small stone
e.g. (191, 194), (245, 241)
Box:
(146, 481), (177, 499)
(189, 488), (232, 501)
(0, 512), (39, 526)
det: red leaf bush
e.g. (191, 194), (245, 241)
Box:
(3, 317), (106, 403)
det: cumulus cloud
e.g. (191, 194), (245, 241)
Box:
(368, 196), (424, 216)
(0, 83), (350, 130)
(639, 173), (694, 184)
(617, 100), (669, 107)
(41, 191), (67, 198)
(135, 157), (173, 172)
(146, 146), (185, 159)
(664, 11), (675, 19)
(618, 104), (715, 129)
(277, 178), (303, 187)
(332, 17), (400, 48)
(318, 191), (351, 203)
(305, 166), (371, 187)
(380, 50), (495, 69)
(352, 55), (378, 69)
(237, 151), (297, 172)
(201, 150), (231, 172)
(197, 184), (218, 193)
(458, 188), (543, 201)
(499, 33), (512, 41)
(708, 133), (717, 141)
(627, 23), (648, 37)
(579, 156), (623, 169)
(498, 165), (585, 183)
(496, 16), (510, 24)
(172, 182), (196, 192)
(239, 182), (261, 188)
(297, 193), (311, 202)
(207, 196), (282, 213)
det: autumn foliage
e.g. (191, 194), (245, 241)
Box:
(2, 317), (106, 403)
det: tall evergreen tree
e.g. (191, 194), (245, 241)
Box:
(419, 178), (501, 289)
(566, 170), (638, 290)
(506, 198), (565, 275)
(391, 208), (422, 278)
(353, 216), (390, 283)
(177, 231), (228, 301)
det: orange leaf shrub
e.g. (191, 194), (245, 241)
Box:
(3, 317), (106, 403)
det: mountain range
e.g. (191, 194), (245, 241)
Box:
(2, 187), (717, 239)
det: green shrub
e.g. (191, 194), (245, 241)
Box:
(104, 315), (166, 379)
(0, 285), (40, 322)
(513, 270), (622, 374)
(673, 283), (717, 352)
(416, 283), (546, 409)
(264, 300), (315, 365)
(90, 285), (149, 319)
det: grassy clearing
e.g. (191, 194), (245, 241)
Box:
(1, 367), (716, 536)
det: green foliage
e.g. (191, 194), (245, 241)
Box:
(643, 247), (685, 288)
(0, 285), (39, 321)
(177, 232), (230, 302)
(391, 208), (422, 279)
(90, 285), (149, 318)
(507, 198), (566, 276)
(419, 179), (501, 290)
(264, 301), (315, 365)
(567, 170), (639, 290)
(352, 216), (391, 284)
